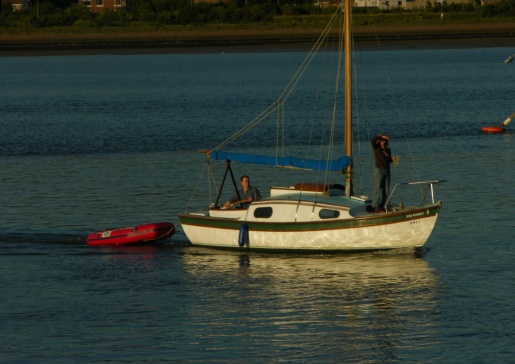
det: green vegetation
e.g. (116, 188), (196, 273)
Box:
(1, 0), (514, 31)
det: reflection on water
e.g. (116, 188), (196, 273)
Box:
(180, 248), (440, 361)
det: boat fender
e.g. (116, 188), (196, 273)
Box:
(238, 223), (249, 248)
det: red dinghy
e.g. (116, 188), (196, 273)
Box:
(87, 222), (175, 246)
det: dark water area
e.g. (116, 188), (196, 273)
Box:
(2, 47), (511, 156)
(1, 47), (514, 362)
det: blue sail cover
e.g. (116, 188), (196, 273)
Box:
(210, 151), (352, 172)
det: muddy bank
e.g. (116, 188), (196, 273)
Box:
(1, 23), (514, 56)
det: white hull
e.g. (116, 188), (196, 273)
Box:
(180, 199), (442, 252)
(182, 217), (438, 251)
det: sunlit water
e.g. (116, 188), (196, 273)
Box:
(1, 47), (514, 363)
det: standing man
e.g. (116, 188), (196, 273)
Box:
(371, 134), (398, 212)
(223, 175), (261, 209)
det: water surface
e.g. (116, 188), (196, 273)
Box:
(1, 47), (514, 363)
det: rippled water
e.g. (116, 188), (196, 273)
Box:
(1, 47), (514, 362)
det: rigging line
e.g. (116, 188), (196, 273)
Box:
(279, 5), (342, 104)
(211, 9), (342, 152)
(292, 19), (342, 204)
(352, 65), (365, 194)
(214, 37), (328, 151)
(275, 99), (280, 159)
(331, 7), (345, 159)
(299, 12), (343, 194)
(213, 100), (280, 149)
(322, 28), (341, 187)
(277, 9), (340, 103)
(393, 157), (411, 182)
(310, 7), (345, 190)
(280, 102), (285, 156)
(351, 25), (369, 196)
(185, 160), (211, 212)
(301, 27), (333, 196)
(371, 24), (419, 181)
(277, 18), (339, 104)
(323, 6), (346, 189)
(207, 158), (219, 204)
(275, 100), (286, 160)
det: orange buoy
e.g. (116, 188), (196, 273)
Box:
(481, 126), (506, 133)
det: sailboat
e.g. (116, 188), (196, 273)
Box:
(179, 0), (445, 253)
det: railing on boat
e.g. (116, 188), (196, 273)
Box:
(385, 180), (447, 212)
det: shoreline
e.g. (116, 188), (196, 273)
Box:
(1, 23), (514, 56)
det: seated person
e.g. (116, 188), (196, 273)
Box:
(222, 175), (261, 209)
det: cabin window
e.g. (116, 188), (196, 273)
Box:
(254, 207), (273, 218)
(319, 209), (340, 219)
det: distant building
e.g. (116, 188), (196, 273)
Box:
(354, 0), (476, 9)
(317, 0), (474, 10)
(78, 0), (127, 13)
(0, 0), (127, 12)
(76, 0), (227, 13)
(4, 0), (28, 11)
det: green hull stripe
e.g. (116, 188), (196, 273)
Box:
(180, 205), (441, 232)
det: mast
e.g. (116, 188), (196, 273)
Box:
(344, 0), (353, 197)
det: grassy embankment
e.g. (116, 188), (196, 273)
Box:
(1, 13), (514, 51)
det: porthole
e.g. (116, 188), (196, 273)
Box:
(254, 207), (273, 218)
(319, 209), (340, 219)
